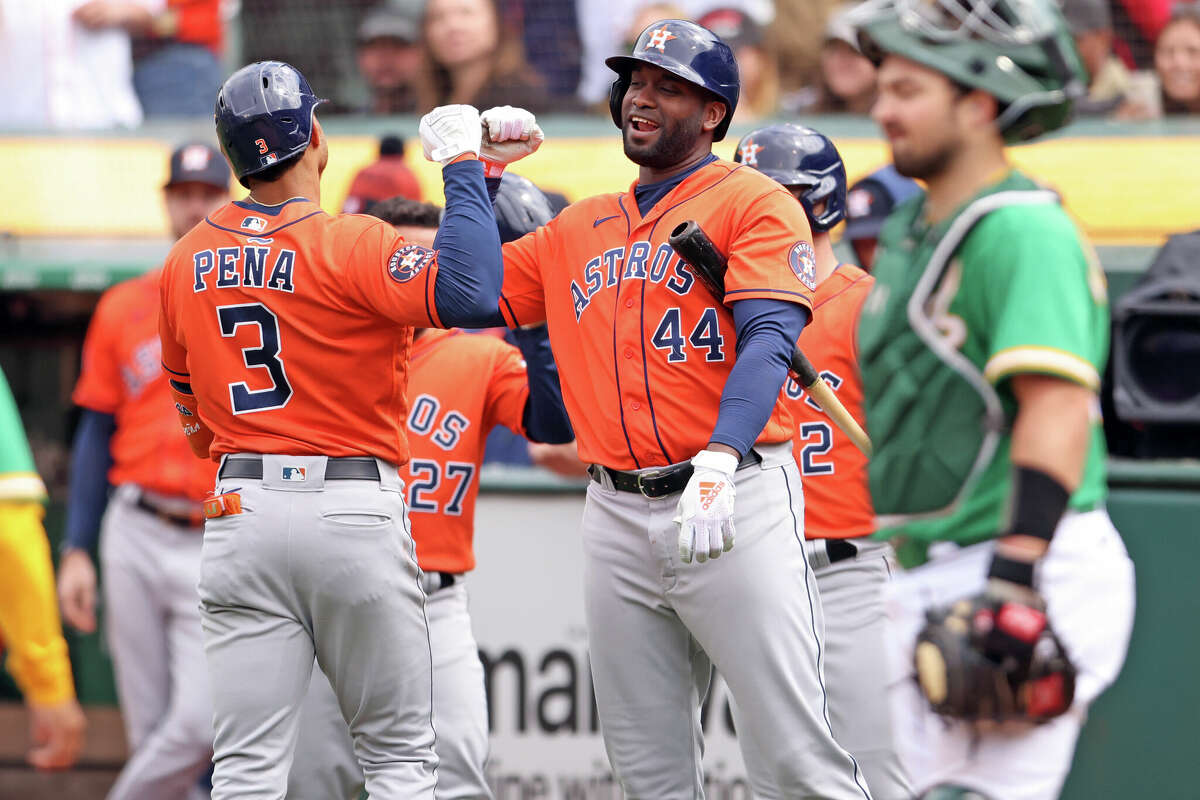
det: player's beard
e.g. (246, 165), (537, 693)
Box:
(622, 110), (705, 171)
(890, 129), (962, 182)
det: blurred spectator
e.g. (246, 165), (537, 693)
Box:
(772, 0), (842, 97)
(1110, 0), (1172, 69)
(0, 0), (144, 129)
(1063, 0), (1133, 115)
(785, 3), (877, 114)
(697, 7), (779, 121)
(342, 135), (424, 214)
(1155, 5), (1200, 114)
(1118, 5), (1200, 118)
(129, 0), (224, 117)
(576, 0), (773, 106)
(240, 0), (377, 113)
(841, 166), (921, 271)
(415, 0), (559, 113)
(357, 1), (423, 113)
(504, 0), (583, 98)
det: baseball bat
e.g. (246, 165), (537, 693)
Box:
(668, 220), (873, 457)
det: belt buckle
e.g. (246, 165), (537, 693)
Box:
(636, 470), (662, 498)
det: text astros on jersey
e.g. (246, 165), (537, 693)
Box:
(496, 159), (817, 471)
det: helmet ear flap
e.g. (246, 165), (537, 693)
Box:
(608, 76), (630, 130)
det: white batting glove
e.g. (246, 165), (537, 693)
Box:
(479, 105), (545, 176)
(674, 450), (739, 564)
(419, 104), (482, 165)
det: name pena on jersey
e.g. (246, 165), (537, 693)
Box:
(569, 242), (695, 321)
(191, 244), (297, 293)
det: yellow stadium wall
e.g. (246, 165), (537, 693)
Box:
(1, 134), (1197, 244)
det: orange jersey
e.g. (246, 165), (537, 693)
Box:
(497, 159), (816, 470)
(784, 264), (874, 540)
(159, 198), (443, 465)
(73, 269), (217, 501)
(403, 329), (529, 573)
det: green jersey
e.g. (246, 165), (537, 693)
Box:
(858, 170), (1109, 567)
(0, 366), (47, 502)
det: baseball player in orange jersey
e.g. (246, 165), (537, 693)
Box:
(287, 184), (572, 800)
(158, 60), (543, 798)
(733, 124), (913, 799)
(483, 21), (871, 799)
(57, 141), (228, 800)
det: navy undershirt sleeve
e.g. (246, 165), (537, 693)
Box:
(709, 299), (810, 457)
(432, 159), (504, 327)
(511, 325), (574, 444)
(64, 409), (116, 551)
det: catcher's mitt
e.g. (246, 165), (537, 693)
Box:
(914, 585), (1076, 724)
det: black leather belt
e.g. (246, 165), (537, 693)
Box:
(135, 495), (205, 528)
(589, 450), (762, 499)
(218, 457), (380, 481)
(824, 538), (859, 564)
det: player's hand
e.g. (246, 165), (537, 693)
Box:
(26, 699), (86, 770)
(419, 105), (483, 166)
(57, 549), (98, 634)
(479, 106), (545, 175)
(673, 449), (738, 564)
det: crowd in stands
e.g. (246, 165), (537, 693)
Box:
(2, 0), (1198, 130)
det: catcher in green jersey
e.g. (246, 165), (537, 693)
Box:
(850, 0), (1136, 797)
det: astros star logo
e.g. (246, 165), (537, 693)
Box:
(739, 141), (762, 166)
(645, 26), (677, 52)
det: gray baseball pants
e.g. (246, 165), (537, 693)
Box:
(582, 442), (872, 800)
(287, 578), (491, 800)
(735, 537), (912, 799)
(101, 485), (214, 800)
(197, 455), (437, 799)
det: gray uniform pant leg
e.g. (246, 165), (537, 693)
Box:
(102, 488), (215, 800)
(739, 539), (911, 800)
(583, 444), (872, 800)
(289, 581), (491, 800)
(199, 458), (438, 800)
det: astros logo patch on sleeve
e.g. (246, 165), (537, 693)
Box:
(788, 241), (818, 291)
(388, 244), (435, 284)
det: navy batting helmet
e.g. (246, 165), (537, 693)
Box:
(606, 20), (740, 142)
(493, 173), (556, 244)
(734, 124), (847, 232)
(214, 61), (326, 187)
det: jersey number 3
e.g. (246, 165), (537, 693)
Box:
(217, 303), (293, 414)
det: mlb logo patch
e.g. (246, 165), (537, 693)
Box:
(240, 216), (268, 233)
(388, 244), (435, 284)
(788, 241), (818, 291)
(261, 152), (278, 167)
(281, 466), (307, 482)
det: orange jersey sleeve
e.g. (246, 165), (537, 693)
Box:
(69, 270), (217, 499)
(496, 160), (812, 470)
(403, 330), (530, 573)
(497, 224), (555, 328)
(784, 265), (875, 540)
(157, 199), (444, 465)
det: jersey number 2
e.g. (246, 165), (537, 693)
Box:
(217, 303), (293, 414)
(798, 422), (834, 476)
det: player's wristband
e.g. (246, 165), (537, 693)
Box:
(480, 158), (506, 178)
(1005, 465), (1071, 542)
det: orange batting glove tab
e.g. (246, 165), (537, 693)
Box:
(168, 381), (215, 460)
